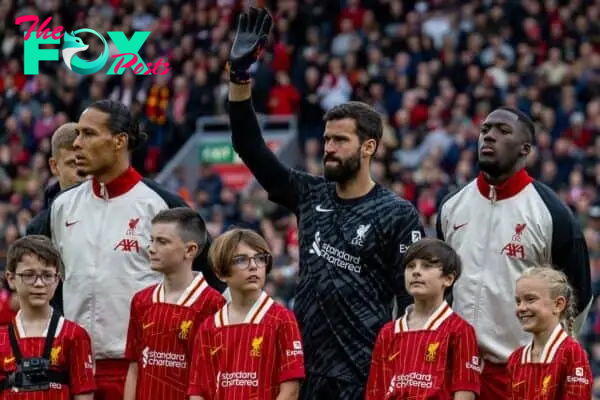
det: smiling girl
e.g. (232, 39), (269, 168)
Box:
(508, 265), (592, 399)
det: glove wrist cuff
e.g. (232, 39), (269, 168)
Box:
(227, 63), (251, 85)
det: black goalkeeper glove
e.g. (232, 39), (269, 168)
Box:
(228, 7), (273, 84)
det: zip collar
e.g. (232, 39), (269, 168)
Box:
(92, 167), (142, 199)
(476, 169), (533, 201)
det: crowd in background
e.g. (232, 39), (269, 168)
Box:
(2, 0), (600, 388)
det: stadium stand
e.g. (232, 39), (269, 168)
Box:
(2, 0), (600, 394)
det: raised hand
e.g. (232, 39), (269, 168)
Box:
(228, 7), (273, 84)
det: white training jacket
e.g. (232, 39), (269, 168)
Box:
(33, 167), (224, 360)
(437, 169), (592, 364)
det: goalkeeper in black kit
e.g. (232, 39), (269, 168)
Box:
(227, 8), (425, 400)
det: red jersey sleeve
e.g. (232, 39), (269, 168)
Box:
(68, 324), (96, 395)
(365, 323), (391, 400)
(124, 293), (141, 362)
(562, 341), (592, 399)
(187, 319), (216, 398)
(449, 321), (481, 395)
(276, 309), (305, 383)
(207, 289), (226, 320)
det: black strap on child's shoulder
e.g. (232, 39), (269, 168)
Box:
(7, 310), (61, 364)
(1, 311), (68, 392)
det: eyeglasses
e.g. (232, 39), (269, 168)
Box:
(15, 272), (59, 285)
(231, 253), (272, 270)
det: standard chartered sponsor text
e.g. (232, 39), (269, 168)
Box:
(146, 349), (186, 368)
(320, 242), (362, 273)
(221, 371), (259, 388)
(393, 372), (433, 389)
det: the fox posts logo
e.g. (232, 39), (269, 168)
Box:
(16, 15), (171, 76)
(62, 29), (108, 75)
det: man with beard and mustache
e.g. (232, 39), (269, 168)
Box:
(436, 106), (592, 399)
(226, 8), (424, 400)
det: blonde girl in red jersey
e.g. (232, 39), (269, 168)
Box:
(507, 265), (592, 399)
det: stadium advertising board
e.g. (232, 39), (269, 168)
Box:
(16, 15), (170, 76)
(200, 141), (283, 191)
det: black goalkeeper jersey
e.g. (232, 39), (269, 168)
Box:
(272, 171), (423, 382)
(229, 99), (424, 383)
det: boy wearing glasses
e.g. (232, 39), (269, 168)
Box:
(188, 228), (305, 400)
(0, 235), (96, 399)
(124, 208), (224, 400)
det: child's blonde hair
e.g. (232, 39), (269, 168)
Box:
(518, 265), (577, 336)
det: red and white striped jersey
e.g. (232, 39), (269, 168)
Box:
(0, 312), (96, 399)
(366, 301), (480, 399)
(507, 324), (592, 400)
(188, 291), (305, 400)
(125, 273), (225, 400)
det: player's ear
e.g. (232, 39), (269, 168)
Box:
(185, 242), (199, 260)
(443, 272), (456, 289)
(113, 132), (128, 151)
(553, 295), (567, 315)
(48, 157), (58, 176)
(520, 142), (531, 157)
(5, 272), (15, 291)
(362, 138), (376, 158)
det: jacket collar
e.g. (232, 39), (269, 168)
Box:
(476, 169), (533, 201)
(92, 166), (142, 199)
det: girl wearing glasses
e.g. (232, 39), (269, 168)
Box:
(188, 228), (305, 400)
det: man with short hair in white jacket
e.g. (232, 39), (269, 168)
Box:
(437, 106), (592, 399)
(32, 100), (225, 400)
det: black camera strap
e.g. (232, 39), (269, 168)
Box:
(8, 310), (61, 364)
(1, 310), (68, 392)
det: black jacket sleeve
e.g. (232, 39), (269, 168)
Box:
(533, 182), (593, 316)
(142, 179), (226, 293)
(228, 99), (298, 210)
(435, 210), (444, 241)
(26, 209), (51, 237)
(43, 181), (61, 209)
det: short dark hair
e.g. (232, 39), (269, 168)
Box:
(403, 238), (462, 289)
(7, 235), (63, 275)
(151, 208), (208, 257)
(496, 106), (535, 143)
(323, 101), (383, 144)
(209, 228), (272, 277)
(88, 99), (148, 150)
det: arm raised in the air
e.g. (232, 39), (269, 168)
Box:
(227, 8), (301, 211)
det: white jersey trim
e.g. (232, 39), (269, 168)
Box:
(14, 310), (65, 339)
(395, 301), (453, 333)
(214, 291), (274, 327)
(521, 324), (568, 364)
(152, 273), (208, 307)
